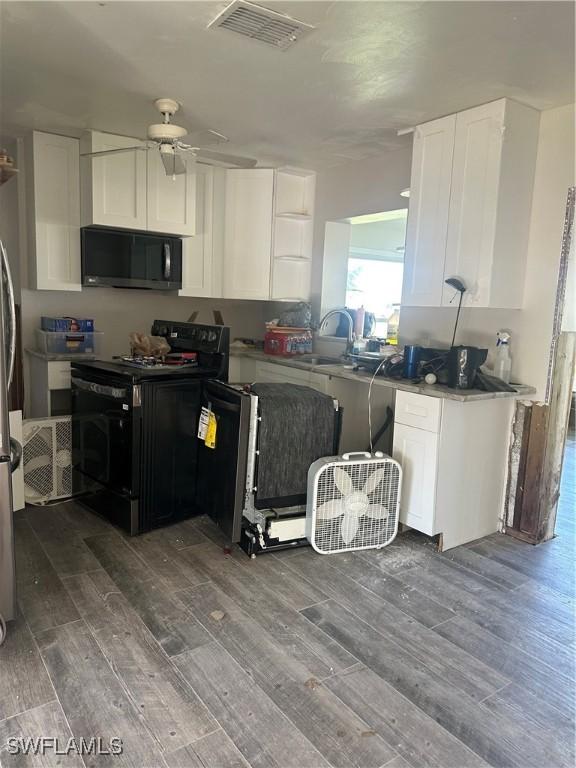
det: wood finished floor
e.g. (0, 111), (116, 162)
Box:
(1, 437), (574, 767)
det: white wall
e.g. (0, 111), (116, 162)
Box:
(313, 104), (576, 400)
(20, 289), (269, 360)
(312, 146), (412, 306)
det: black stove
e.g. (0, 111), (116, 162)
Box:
(71, 321), (229, 535)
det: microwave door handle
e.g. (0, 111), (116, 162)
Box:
(163, 243), (171, 280)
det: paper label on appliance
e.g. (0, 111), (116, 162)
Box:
(205, 411), (217, 449)
(198, 406), (211, 440)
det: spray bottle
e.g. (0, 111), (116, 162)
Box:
(494, 331), (512, 384)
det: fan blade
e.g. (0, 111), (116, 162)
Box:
(364, 504), (389, 520)
(340, 510), (360, 544)
(316, 499), (344, 521)
(161, 151), (187, 176)
(363, 467), (386, 494)
(24, 455), (52, 473)
(333, 467), (353, 495)
(186, 129), (228, 147)
(195, 149), (257, 168)
(81, 145), (148, 158)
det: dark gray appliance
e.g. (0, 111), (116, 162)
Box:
(81, 227), (182, 290)
(447, 346), (488, 389)
(195, 382), (342, 555)
(71, 321), (229, 535)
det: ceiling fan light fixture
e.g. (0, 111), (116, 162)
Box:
(147, 123), (188, 142)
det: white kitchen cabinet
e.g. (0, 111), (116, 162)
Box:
(392, 391), (515, 549)
(270, 256), (312, 302)
(147, 148), (196, 236)
(403, 98), (539, 309)
(223, 167), (315, 301)
(392, 422), (439, 536)
(27, 355), (72, 417)
(402, 115), (455, 307)
(27, 131), (81, 291)
(81, 131), (147, 231)
(270, 168), (315, 301)
(180, 167), (225, 297)
(229, 356), (257, 384)
(223, 169), (274, 300)
(254, 360), (312, 387)
(442, 100), (539, 308)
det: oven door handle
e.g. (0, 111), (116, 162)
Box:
(72, 377), (127, 399)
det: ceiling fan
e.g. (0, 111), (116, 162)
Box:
(81, 98), (257, 177)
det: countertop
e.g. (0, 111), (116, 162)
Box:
(230, 347), (536, 403)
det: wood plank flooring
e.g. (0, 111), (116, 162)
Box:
(1, 437), (574, 767)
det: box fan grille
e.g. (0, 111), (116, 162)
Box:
(307, 454), (402, 554)
(23, 416), (73, 504)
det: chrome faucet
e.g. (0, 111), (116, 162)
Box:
(318, 309), (356, 356)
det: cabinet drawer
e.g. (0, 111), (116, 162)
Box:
(48, 361), (71, 390)
(394, 391), (442, 433)
(255, 361), (310, 386)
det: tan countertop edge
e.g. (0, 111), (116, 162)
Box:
(230, 348), (537, 403)
(25, 348), (98, 362)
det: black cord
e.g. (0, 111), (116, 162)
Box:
(451, 291), (464, 348)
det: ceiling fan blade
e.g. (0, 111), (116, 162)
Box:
(160, 150), (187, 176)
(186, 129), (229, 147)
(81, 145), (148, 158)
(195, 149), (257, 169)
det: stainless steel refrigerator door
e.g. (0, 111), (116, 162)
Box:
(0, 238), (16, 623)
(0, 458), (15, 622)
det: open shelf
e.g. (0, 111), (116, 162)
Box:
(275, 211), (312, 220)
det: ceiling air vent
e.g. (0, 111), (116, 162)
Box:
(209, 0), (314, 51)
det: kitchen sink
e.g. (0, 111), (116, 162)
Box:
(297, 355), (344, 366)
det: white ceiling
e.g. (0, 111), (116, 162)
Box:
(1, 1), (574, 168)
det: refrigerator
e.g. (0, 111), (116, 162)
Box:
(0, 238), (20, 637)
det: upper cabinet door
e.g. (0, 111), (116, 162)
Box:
(180, 167), (225, 297)
(146, 150), (196, 236)
(30, 132), (81, 291)
(81, 131), (147, 231)
(442, 101), (505, 307)
(223, 169), (274, 300)
(402, 115), (456, 307)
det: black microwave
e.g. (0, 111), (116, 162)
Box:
(81, 227), (183, 290)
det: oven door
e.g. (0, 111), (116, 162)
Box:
(71, 374), (138, 498)
(195, 381), (252, 543)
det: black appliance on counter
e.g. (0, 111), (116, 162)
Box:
(447, 346), (488, 389)
(81, 227), (182, 290)
(71, 321), (229, 535)
(402, 344), (488, 389)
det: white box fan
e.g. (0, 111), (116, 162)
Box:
(22, 417), (73, 504)
(306, 451), (402, 554)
